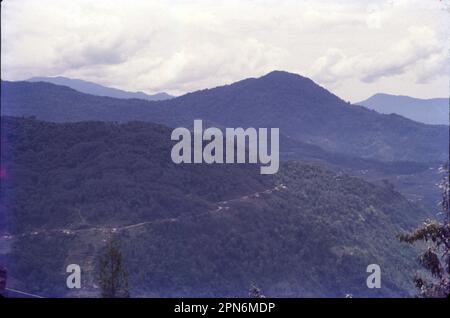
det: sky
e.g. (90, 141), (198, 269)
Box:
(1, 0), (449, 102)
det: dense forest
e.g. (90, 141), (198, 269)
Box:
(0, 117), (428, 297)
(3, 72), (446, 212)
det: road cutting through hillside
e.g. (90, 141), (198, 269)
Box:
(1, 184), (288, 240)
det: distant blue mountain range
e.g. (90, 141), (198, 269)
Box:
(357, 93), (448, 125)
(27, 76), (173, 101)
(3, 71), (447, 163)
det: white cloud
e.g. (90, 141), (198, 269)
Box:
(311, 25), (448, 86)
(1, 0), (449, 100)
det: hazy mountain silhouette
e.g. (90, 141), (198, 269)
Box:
(2, 71), (448, 162)
(357, 93), (449, 125)
(27, 76), (173, 101)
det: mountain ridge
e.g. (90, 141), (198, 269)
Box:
(27, 76), (173, 101)
(2, 71), (448, 163)
(357, 93), (449, 125)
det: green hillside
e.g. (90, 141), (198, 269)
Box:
(1, 117), (425, 297)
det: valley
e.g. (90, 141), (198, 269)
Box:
(0, 71), (447, 297)
(0, 116), (433, 297)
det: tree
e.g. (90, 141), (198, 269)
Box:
(97, 238), (130, 298)
(249, 283), (265, 298)
(399, 165), (450, 298)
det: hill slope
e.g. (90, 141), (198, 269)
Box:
(2, 71), (447, 163)
(1, 117), (427, 297)
(357, 93), (449, 125)
(156, 71), (448, 162)
(27, 76), (173, 101)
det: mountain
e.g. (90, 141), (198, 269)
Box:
(2, 71), (448, 163)
(1, 116), (425, 297)
(151, 71), (448, 163)
(27, 76), (173, 101)
(357, 93), (449, 125)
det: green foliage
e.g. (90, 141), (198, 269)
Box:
(1, 117), (271, 233)
(249, 283), (265, 298)
(7, 235), (73, 297)
(399, 165), (450, 297)
(98, 238), (130, 298)
(1, 117), (428, 297)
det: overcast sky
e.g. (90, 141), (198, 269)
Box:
(1, 0), (449, 101)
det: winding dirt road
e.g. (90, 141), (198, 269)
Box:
(1, 184), (288, 240)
